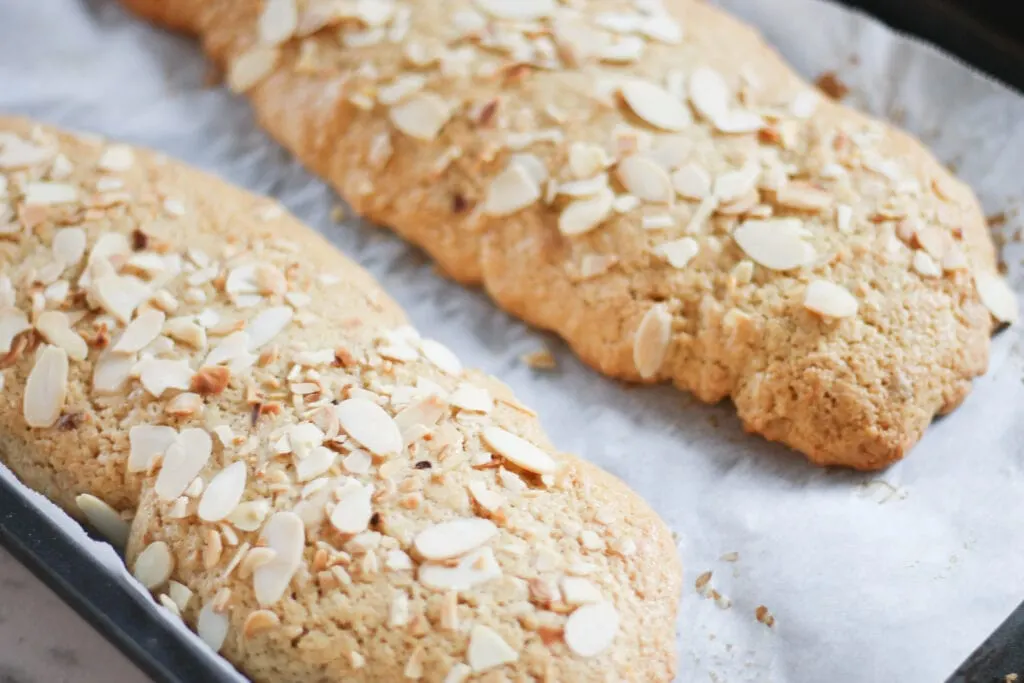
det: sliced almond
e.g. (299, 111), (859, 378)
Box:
(246, 306), (293, 350)
(198, 462), (247, 522)
(561, 577), (603, 605)
(75, 494), (129, 547)
(449, 384), (493, 413)
(228, 499), (271, 532)
(474, 0), (554, 20)
(35, 311), (88, 361)
(559, 188), (614, 236)
(483, 163), (541, 217)
(197, 601), (230, 653)
(421, 339), (462, 375)
(165, 316), (207, 349)
(655, 238), (699, 269)
(113, 309), (166, 354)
(467, 481), (504, 514)
(295, 446), (335, 482)
(395, 395), (449, 445)
(912, 250), (941, 277)
(481, 427), (558, 475)
(253, 511), (305, 605)
(564, 602), (619, 657)
(803, 280), (858, 319)
(714, 164), (760, 203)
(243, 609), (280, 639)
(568, 142), (610, 179)
(620, 79), (692, 132)
(689, 67), (730, 122)
(419, 546), (502, 591)
(138, 358), (193, 398)
(975, 272), (1019, 324)
(154, 428), (212, 500)
(414, 518), (498, 561)
(23, 181), (79, 206)
(335, 398), (402, 456)
(133, 541), (173, 589)
(52, 227), (87, 265)
(389, 93), (451, 141)
(329, 481), (374, 535)
(228, 46), (280, 93)
(616, 155), (673, 203)
(633, 304), (672, 380)
(23, 345), (68, 428)
(91, 273), (149, 324)
(733, 219), (816, 271)
(467, 624), (518, 672)
(672, 164), (711, 200)
(259, 0), (298, 44)
(93, 351), (136, 395)
(775, 182), (832, 213)
(0, 309), (30, 353)
(128, 424), (178, 473)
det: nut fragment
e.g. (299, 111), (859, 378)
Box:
(481, 427), (558, 475)
(389, 93), (451, 141)
(559, 189), (614, 236)
(483, 163), (541, 217)
(975, 272), (1019, 324)
(616, 155), (673, 203)
(733, 219), (816, 271)
(336, 397), (402, 456)
(633, 304), (672, 380)
(133, 541), (173, 589)
(803, 280), (858, 319)
(228, 46), (280, 93)
(467, 624), (518, 672)
(253, 511), (305, 606)
(154, 428), (213, 500)
(75, 494), (129, 547)
(198, 461), (247, 522)
(414, 518), (498, 561)
(655, 238), (699, 269)
(564, 602), (620, 657)
(197, 601), (230, 653)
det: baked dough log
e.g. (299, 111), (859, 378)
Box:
(0, 119), (681, 681)
(118, 0), (1019, 470)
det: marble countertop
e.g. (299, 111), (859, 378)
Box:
(0, 546), (149, 683)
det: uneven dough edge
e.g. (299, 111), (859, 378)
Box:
(118, 0), (1000, 470)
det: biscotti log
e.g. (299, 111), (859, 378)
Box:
(119, 0), (1019, 470)
(0, 119), (681, 681)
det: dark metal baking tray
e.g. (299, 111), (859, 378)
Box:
(0, 1), (1022, 682)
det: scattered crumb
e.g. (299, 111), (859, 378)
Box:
(815, 71), (849, 100)
(719, 552), (739, 562)
(695, 570), (713, 596)
(521, 348), (556, 370)
(331, 205), (346, 222)
(755, 605), (775, 628)
(989, 212), (1008, 229)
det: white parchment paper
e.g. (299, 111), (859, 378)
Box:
(2, 1), (1024, 681)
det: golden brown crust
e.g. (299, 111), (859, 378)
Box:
(118, 0), (1016, 470)
(0, 117), (680, 681)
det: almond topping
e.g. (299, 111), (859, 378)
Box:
(414, 518), (498, 561)
(258, 0), (298, 44)
(419, 547), (502, 591)
(228, 46), (280, 93)
(483, 163), (541, 217)
(559, 189), (614, 236)
(154, 428), (212, 500)
(243, 609), (280, 639)
(467, 624), (518, 672)
(75, 494), (129, 547)
(35, 311), (88, 361)
(733, 219), (816, 271)
(655, 238), (699, 269)
(197, 601), (230, 653)
(133, 541), (173, 589)
(975, 272), (1019, 324)
(336, 398), (402, 456)
(620, 79), (692, 132)
(253, 511), (305, 606)
(389, 93), (451, 141)
(481, 427), (558, 475)
(803, 280), (858, 319)
(23, 345), (68, 428)
(113, 309), (166, 354)
(198, 462), (247, 522)
(565, 602), (619, 657)
(633, 304), (672, 380)
(329, 481), (374, 535)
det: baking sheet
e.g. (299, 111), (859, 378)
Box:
(2, 0), (1024, 681)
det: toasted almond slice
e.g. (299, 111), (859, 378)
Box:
(633, 304), (672, 380)
(672, 164), (711, 200)
(93, 350), (136, 395)
(138, 358), (193, 398)
(395, 395), (449, 445)
(128, 424), (178, 473)
(75, 494), (129, 547)
(804, 280), (858, 319)
(559, 188), (614, 236)
(420, 339), (462, 375)
(167, 581), (193, 612)
(557, 174), (610, 198)
(414, 518), (498, 561)
(568, 142), (610, 179)
(467, 624), (518, 672)
(198, 462), (248, 522)
(733, 219), (816, 271)
(23, 345), (68, 428)
(246, 306), (293, 350)
(474, 0), (554, 20)
(565, 602), (619, 657)
(389, 93), (451, 141)
(467, 481), (504, 514)
(713, 109), (764, 134)
(481, 427), (558, 475)
(418, 546), (502, 591)
(483, 163), (541, 216)
(52, 227), (87, 265)
(113, 309), (166, 354)
(243, 609), (280, 639)
(197, 601), (230, 653)
(714, 164), (760, 203)
(97, 144), (135, 172)
(655, 238), (699, 269)
(616, 155), (673, 203)
(259, 0), (298, 44)
(228, 499), (271, 532)
(912, 250), (941, 277)
(689, 66), (730, 121)
(975, 272), (1019, 324)
(335, 397), (402, 455)
(295, 446), (335, 482)
(775, 182), (832, 212)
(34, 311), (88, 361)
(329, 481), (374, 535)
(620, 79), (692, 132)
(0, 309), (30, 353)
(133, 541), (173, 590)
(253, 511), (305, 605)
(449, 384), (493, 413)
(154, 428), (212, 500)
(561, 576), (603, 605)
(228, 46), (280, 93)
(23, 181), (79, 206)
(92, 273), (150, 324)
